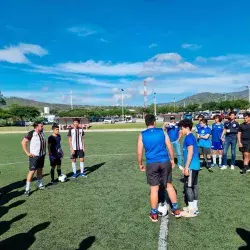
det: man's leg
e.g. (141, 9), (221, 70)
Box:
(150, 185), (159, 211)
(36, 168), (44, 188)
(72, 157), (77, 178)
(231, 138), (237, 168)
(50, 166), (56, 183)
(80, 157), (85, 176)
(212, 149), (217, 166)
(222, 138), (230, 168)
(218, 150), (223, 167)
(25, 170), (35, 192)
(57, 165), (62, 177)
(206, 149), (212, 171)
(175, 141), (183, 168)
(242, 152), (250, 174)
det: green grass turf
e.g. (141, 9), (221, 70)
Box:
(0, 132), (249, 249)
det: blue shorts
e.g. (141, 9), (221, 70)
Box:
(211, 141), (223, 150)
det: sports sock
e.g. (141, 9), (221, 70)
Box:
(199, 157), (204, 168)
(25, 182), (31, 191)
(188, 201), (194, 210)
(72, 162), (77, 174)
(37, 179), (43, 187)
(207, 158), (212, 168)
(151, 208), (158, 214)
(50, 168), (55, 182)
(80, 162), (84, 174)
(193, 200), (198, 210)
(172, 202), (179, 211)
(212, 155), (217, 164)
(219, 155), (222, 165)
(57, 168), (62, 176)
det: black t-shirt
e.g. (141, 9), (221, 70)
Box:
(239, 123), (250, 141)
(48, 135), (61, 156)
(224, 120), (239, 138)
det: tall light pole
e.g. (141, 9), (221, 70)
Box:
(224, 94), (227, 101)
(153, 92), (157, 117)
(246, 86), (250, 103)
(70, 90), (73, 110)
(121, 89), (124, 121)
(174, 97), (176, 113)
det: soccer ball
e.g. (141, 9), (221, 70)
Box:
(58, 174), (67, 183)
(158, 203), (168, 217)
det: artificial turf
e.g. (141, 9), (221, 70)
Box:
(0, 132), (249, 250)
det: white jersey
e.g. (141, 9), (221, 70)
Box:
(67, 128), (84, 150)
(25, 130), (46, 156)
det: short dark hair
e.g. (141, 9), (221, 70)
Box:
(33, 122), (42, 128)
(229, 111), (236, 116)
(145, 114), (156, 126)
(198, 114), (204, 119)
(214, 115), (222, 122)
(170, 116), (175, 120)
(73, 118), (80, 123)
(243, 112), (250, 117)
(200, 119), (208, 125)
(178, 119), (193, 130)
(52, 124), (59, 130)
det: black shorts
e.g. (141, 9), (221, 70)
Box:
(71, 150), (85, 159)
(146, 161), (172, 186)
(29, 155), (45, 171)
(198, 147), (211, 155)
(50, 157), (62, 167)
(184, 170), (199, 188)
(239, 141), (250, 153)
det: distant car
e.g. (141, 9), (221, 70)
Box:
(183, 114), (193, 120)
(210, 111), (221, 119)
(103, 118), (115, 124)
(237, 112), (244, 119)
(25, 121), (33, 126)
(125, 117), (136, 123)
(114, 117), (120, 122)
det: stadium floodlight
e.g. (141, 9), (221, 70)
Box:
(121, 89), (124, 121)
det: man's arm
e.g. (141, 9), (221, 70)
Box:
(165, 133), (175, 167)
(200, 134), (210, 139)
(48, 137), (52, 155)
(184, 145), (193, 176)
(21, 138), (33, 157)
(238, 132), (242, 147)
(82, 137), (85, 151)
(221, 128), (226, 141)
(178, 130), (182, 141)
(137, 134), (145, 171)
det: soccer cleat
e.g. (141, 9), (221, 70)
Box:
(207, 167), (213, 172)
(246, 169), (250, 172)
(220, 165), (228, 170)
(50, 180), (58, 185)
(37, 185), (45, 190)
(241, 168), (247, 174)
(178, 166), (184, 170)
(149, 212), (158, 222)
(172, 209), (182, 218)
(230, 165), (235, 170)
(181, 208), (197, 218)
(24, 190), (30, 196)
(80, 173), (87, 177)
(72, 173), (78, 179)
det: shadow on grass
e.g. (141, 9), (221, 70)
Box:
(66, 162), (106, 178)
(0, 200), (26, 218)
(0, 221), (50, 249)
(0, 213), (27, 236)
(236, 228), (250, 250)
(76, 236), (95, 250)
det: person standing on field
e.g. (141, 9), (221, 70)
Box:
(21, 122), (46, 196)
(137, 114), (181, 222)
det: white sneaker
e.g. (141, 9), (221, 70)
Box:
(220, 165), (228, 170)
(181, 208), (197, 218)
(230, 165), (235, 170)
(178, 165), (183, 170)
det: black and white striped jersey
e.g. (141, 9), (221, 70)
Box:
(67, 128), (85, 150)
(25, 130), (46, 156)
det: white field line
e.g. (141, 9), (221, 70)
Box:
(0, 153), (134, 167)
(158, 204), (170, 250)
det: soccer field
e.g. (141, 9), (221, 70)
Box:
(0, 132), (250, 250)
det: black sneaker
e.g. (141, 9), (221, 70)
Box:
(24, 190), (30, 196)
(241, 168), (247, 174)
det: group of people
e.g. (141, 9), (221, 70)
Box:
(21, 118), (86, 196)
(137, 112), (250, 222)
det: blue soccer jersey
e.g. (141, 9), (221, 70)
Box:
(195, 123), (202, 133)
(166, 123), (180, 142)
(142, 128), (170, 164)
(198, 126), (211, 148)
(211, 123), (223, 142)
(183, 133), (200, 170)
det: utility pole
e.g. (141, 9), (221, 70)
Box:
(121, 89), (124, 121)
(154, 92), (157, 117)
(246, 86), (250, 103)
(174, 97), (176, 113)
(184, 99), (186, 108)
(70, 90), (73, 110)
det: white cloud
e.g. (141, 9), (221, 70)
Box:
(181, 43), (201, 50)
(0, 43), (48, 64)
(149, 43), (158, 48)
(151, 53), (182, 62)
(68, 24), (101, 37)
(144, 77), (154, 82)
(100, 38), (109, 43)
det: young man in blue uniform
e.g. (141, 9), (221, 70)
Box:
(195, 114), (204, 135)
(178, 119), (200, 217)
(197, 119), (212, 171)
(211, 115), (224, 167)
(221, 112), (239, 170)
(137, 114), (181, 222)
(48, 124), (64, 184)
(163, 116), (183, 169)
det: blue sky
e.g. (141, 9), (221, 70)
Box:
(1, 0), (250, 106)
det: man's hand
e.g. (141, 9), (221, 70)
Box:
(171, 160), (175, 168)
(139, 165), (145, 172)
(184, 168), (189, 176)
(239, 142), (243, 148)
(221, 137), (225, 142)
(71, 149), (75, 155)
(27, 153), (35, 158)
(226, 129), (230, 133)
